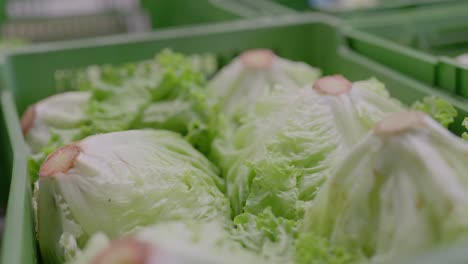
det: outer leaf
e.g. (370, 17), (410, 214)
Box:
(22, 91), (91, 154)
(207, 49), (321, 126)
(70, 221), (264, 264)
(302, 112), (468, 262)
(37, 130), (229, 263)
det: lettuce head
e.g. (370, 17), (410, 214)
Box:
(22, 49), (212, 155)
(212, 75), (404, 219)
(207, 49), (321, 125)
(36, 130), (229, 263)
(301, 111), (468, 263)
(21, 91), (91, 154)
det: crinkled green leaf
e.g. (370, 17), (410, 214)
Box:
(77, 50), (208, 138)
(244, 155), (302, 220)
(411, 96), (457, 128)
(213, 78), (404, 218)
(25, 49), (214, 162)
(295, 232), (359, 264)
(232, 208), (296, 262)
(462, 117), (468, 141)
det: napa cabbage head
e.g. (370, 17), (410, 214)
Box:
(301, 111), (468, 263)
(36, 130), (229, 264)
(212, 75), (404, 219)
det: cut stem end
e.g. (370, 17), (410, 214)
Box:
(313, 75), (352, 95)
(21, 105), (36, 135)
(92, 238), (153, 264)
(240, 49), (275, 69)
(39, 144), (81, 177)
(375, 111), (426, 136)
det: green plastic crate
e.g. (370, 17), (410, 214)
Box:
(345, 1), (468, 98)
(0, 87), (13, 247)
(140, 0), (245, 29)
(270, 0), (464, 14)
(0, 41), (29, 247)
(1, 13), (468, 264)
(140, 0), (293, 30)
(0, 0), (6, 26)
(268, 0), (309, 10)
(0, 89), (33, 262)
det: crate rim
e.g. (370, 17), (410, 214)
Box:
(2, 12), (336, 57)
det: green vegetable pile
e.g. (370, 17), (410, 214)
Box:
(22, 49), (468, 264)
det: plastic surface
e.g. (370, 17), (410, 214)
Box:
(270, 0), (464, 13)
(265, 0), (309, 11)
(140, 0), (293, 30)
(0, 88), (13, 247)
(0, 0), (5, 25)
(140, 0), (244, 29)
(0, 90), (35, 264)
(1, 13), (468, 263)
(345, 1), (468, 99)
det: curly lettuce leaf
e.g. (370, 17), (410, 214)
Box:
(24, 49), (214, 160)
(213, 77), (403, 218)
(78, 50), (206, 133)
(411, 96), (457, 128)
(232, 208), (296, 262)
(295, 232), (359, 264)
(462, 117), (468, 141)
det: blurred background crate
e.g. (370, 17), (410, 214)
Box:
(344, 1), (468, 98)
(0, 0), (292, 42)
(0, 0), (150, 42)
